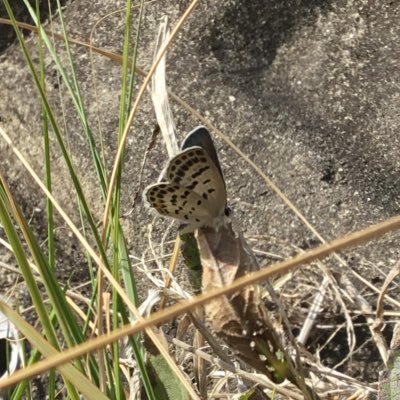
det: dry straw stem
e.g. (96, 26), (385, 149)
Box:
(149, 16), (182, 311)
(158, 235), (181, 310)
(150, 16), (179, 158)
(373, 259), (400, 365)
(375, 260), (400, 330)
(295, 253), (354, 354)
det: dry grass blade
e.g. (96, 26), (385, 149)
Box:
(150, 15), (178, 158)
(375, 260), (400, 337)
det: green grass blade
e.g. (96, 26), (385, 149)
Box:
(35, 0), (56, 396)
(0, 183), (80, 399)
(0, 302), (108, 399)
(4, 0), (109, 268)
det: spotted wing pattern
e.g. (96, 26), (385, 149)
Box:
(144, 146), (226, 228)
(145, 182), (218, 225)
(165, 147), (226, 213)
(144, 126), (227, 229)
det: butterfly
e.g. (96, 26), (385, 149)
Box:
(143, 126), (227, 231)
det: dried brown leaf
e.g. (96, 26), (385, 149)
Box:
(196, 225), (289, 382)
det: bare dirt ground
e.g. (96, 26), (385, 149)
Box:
(1, 0), (400, 395)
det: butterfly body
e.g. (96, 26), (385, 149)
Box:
(144, 127), (227, 231)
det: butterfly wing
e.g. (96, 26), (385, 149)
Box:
(143, 127), (227, 229)
(144, 182), (219, 225)
(165, 146), (226, 218)
(180, 126), (224, 178)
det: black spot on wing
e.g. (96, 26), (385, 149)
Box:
(187, 180), (199, 190)
(192, 166), (210, 179)
(145, 181), (215, 223)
